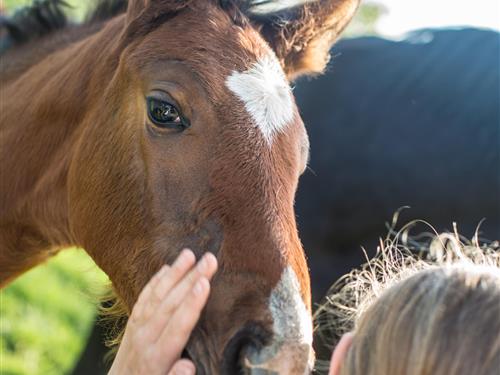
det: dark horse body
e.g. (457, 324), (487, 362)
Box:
(295, 28), (500, 300)
(73, 27), (500, 373)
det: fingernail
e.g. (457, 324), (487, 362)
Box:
(206, 253), (217, 268)
(193, 278), (207, 296)
(197, 255), (208, 272)
(177, 249), (193, 266)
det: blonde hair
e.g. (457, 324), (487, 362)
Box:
(315, 230), (500, 375)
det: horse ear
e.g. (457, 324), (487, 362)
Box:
(246, 0), (360, 80)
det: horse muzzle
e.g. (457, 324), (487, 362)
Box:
(241, 341), (314, 374)
(221, 323), (314, 375)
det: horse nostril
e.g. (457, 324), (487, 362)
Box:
(221, 323), (271, 375)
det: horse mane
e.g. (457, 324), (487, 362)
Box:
(1, 0), (69, 45)
(0, 0), (125, 49)
(1, 0), (312, 50)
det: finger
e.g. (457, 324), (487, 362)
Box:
(142, 249), (197, 320)
(163, 252), (217, 309)
(146, 252), (217, 338)
(139, 265), (169, 304)
(131, 264), (169, 322)
(168, 359), (196, 375)
(158, 277), (211, 368)
(154, 249), (197, 302)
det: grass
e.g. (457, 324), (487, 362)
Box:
(0, 249), (108, 375)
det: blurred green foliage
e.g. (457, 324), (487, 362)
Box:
(345, 1), (386, 36)
(0, 249), (107, 375)
(3, 0), (32, 10)
(3, 0), (92, 20)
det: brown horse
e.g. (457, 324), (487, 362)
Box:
(0, 0), (358, 373)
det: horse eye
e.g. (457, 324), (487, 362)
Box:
(147, 97), (188, 130)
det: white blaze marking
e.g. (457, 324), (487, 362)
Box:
(269, 266), (313, 345)
(226, 54), (294, 144)
(243, 266), (314, 373)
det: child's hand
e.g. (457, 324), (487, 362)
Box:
(109, 249), (218, 375)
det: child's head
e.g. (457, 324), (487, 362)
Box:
(319, 235), (500, 375)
